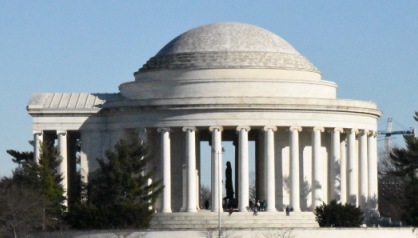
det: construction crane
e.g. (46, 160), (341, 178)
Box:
(378, 118), (415, 155)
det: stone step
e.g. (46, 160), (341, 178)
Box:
(151, 218), (316, 224)
(150, 218), (317, 224)
(153, 211), (315, 216)
(149, 223), (317, 229)
(149, 211), (318, 229)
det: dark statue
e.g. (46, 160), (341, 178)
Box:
(225, 161), (234, 200)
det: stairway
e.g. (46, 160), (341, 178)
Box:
(149, 210), (319, 230)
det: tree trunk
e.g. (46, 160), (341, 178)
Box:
(13, 227), (17, 238)
(42, 206), (46, 231)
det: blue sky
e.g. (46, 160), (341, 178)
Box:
(1, 1), (418, 180)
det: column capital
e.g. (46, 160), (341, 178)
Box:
(263, 125), (277, 132)
(157, 127), (170, 133)
(57, 130), (67, 136)
(209, 126), (223, 132)
(368, 130), (377, 137)
(346, 128), (358, 134)
(313, 127), (324, 132)
(33, 130), (43, 135)
(182, 127), (197, 132)
(358, 129), (369, 136)
(327, 127), (343, 133)
(236, 126), (251, 132)
(289, 126), (302, 132)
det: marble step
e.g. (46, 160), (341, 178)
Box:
(149, 211), (319, 229)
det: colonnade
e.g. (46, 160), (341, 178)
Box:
(32, 130), (83, 208)
(155, 126), (378, 213)
(32, 125), (378, 213)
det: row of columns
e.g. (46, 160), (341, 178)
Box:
(159, 127), (200, 213)
(157, 126), (379, 213)
(329, 129), (378, 209)
(33, 125), (378, 213)
(33, 130), (70, 208)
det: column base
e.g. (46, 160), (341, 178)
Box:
(161, 209), (172, 213)
(266, 207), (277, 212)
(291, 207), (301, 212)
(238, 207), (247, 212)
(186, 208), (198, 213)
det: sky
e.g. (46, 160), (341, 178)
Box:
(1, 1), (418, 182)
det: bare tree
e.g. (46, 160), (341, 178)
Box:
(201, 228), (236, 238)
(263, 228), (295, 238)
(200, 185), (211, 209)
(0, 182), (45, 238)
(378, 149), (405, 220)
(249, 171), (256, 201)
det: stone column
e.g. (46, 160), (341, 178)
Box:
(340, 138), (347, 204)
(183, 127), (197, 213)
(180, 164), (186, 212)
(196, 170), (200, 210)
(210, 126), (223, 212)
(359, 130), (368, 209)
(33, 131), (43, 163)
(234, 140), (239, 201)
(330, 128), (343, 202)
(312, 127), (324, 209)
(57, 131), (68, 207)
(158, 128), (172, 213)
(368, 131), (378, 211)
(290, 126), (302, 212)
(237, 126), (250, 212)
(79, 131), (90, 185)
(347, 129), (358, 206)
(265, 126), (277, 212)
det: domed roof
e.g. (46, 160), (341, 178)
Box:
(157, 22), (297, 55)
(137, 22), (319, 73)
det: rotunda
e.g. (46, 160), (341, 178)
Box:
(27, 22), (381, 220)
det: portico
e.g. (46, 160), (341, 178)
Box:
(150, 125), (379, 213)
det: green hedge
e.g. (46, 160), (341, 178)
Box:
(314, 200), (364, 227)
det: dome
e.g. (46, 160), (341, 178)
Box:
(137, 22), (319, 73)
(157, 22), (297, 54)
(121, 22), (335, 102)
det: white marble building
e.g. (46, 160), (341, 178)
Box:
(27, 22), (381, 214)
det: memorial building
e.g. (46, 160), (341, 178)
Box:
(27, 22), (381, 219)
